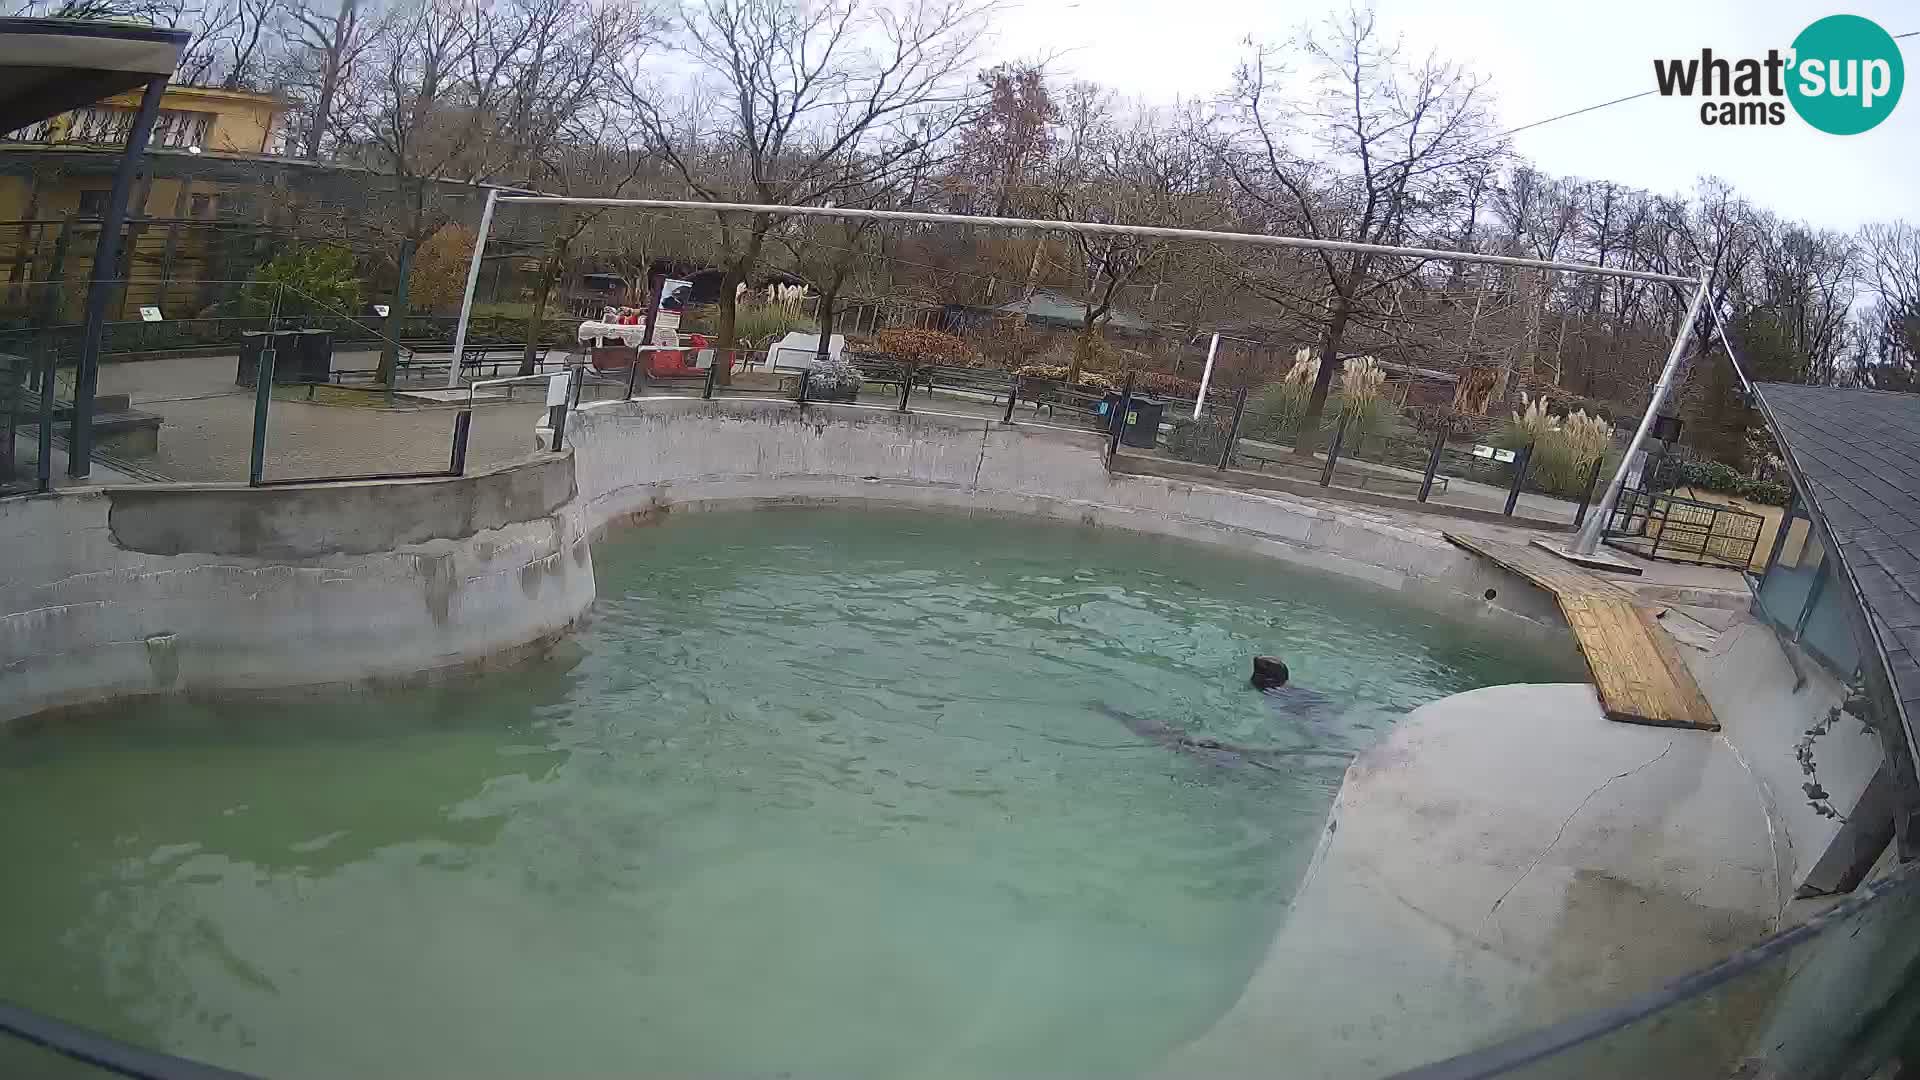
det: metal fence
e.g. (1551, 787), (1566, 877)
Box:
(1603, 489), (1766, 571)
(0, 343), (54, 496)
(1148, 383), (1609, 527)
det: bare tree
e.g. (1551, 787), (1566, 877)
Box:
(174, 0), (282, 89)
(1047, 104), (1217, 382)
(1214, 9), (1503, 454)
(947, 61), (1057, 216)
(622, 0), (989, 382)
(283, 0), (378, 161)
(331, 0), (532, 382)
(489, 0), (668, 373)
(510, 138), (660, 375)
(1860, 221), (1920, 387)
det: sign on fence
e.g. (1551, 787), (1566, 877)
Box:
(1471, 444), (1517, 463)
(138, 306), (163, 322)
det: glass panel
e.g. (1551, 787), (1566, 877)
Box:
(1773, 512), (1813, 568)
(1431, 866), (1920, 1080)
(1800, 577), (1862, 675)
(1758, 526), (1825, 632)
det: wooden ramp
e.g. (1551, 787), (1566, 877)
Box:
(1446, 533), (1719, 731)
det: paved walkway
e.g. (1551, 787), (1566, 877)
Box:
(95, 353), (553, 483)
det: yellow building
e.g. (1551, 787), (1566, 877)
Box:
(13, 83), (283, 156)
(1, 84), (291, 317)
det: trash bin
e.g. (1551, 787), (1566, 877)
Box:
(1122, 395), (1166, 448)
(293, 329), (334, 384)
(236, 331), (267, 387)
(236, 330), (302, 387)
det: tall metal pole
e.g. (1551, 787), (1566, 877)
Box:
(496, 196), (1699, 286)
(1571, 278), (1711, 555)
(71, 76), (168, 478)
(446, 187), (499, 389)
(1194, 331), (1220, 419)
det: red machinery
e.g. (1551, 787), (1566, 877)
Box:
(587, 333), (710, 378)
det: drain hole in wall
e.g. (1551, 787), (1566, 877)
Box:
(1484, 588), (1498, 601)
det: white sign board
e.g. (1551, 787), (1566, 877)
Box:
(545, 373), (571, 407)
(767, 332), (846, 370)
(1624, 449), (1647, 490)
(659, 278), (694, 309)
(371, 304), (391, 318)
(138, 306), (162, 322)
(1471, 444), (1518, 463)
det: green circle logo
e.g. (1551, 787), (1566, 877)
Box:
(1787, 14), (1904, 134)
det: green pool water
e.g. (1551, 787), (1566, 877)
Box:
(0, 509), (1577, 1078)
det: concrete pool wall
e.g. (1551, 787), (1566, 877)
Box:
(568, 397), (1571, 638)
(0, 454), (593, 723)
(0, 397), (1566, 721)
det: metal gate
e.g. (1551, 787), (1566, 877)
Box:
(1604, 488), (1765, 570)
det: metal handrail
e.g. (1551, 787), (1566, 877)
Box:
(467, 370), (569, 407)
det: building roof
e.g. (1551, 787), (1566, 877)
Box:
(0, 18), (188, 134)
(997, 289), (1151, 332)
(1754, 382), (1920, 751)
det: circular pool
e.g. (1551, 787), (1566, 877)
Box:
(0, 509), (1576, 1078)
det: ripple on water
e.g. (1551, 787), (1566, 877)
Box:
(0, 508), (1577, 1079)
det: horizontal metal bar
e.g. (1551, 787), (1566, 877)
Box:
(0, 999), (259, 1080)
(495, 196), (1702, 286)
(252, 469), (458, 487)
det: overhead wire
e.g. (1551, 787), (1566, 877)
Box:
(1486, 28), (1914, 141)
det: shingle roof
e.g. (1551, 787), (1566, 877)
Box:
(997, 290), (1150, 332)
(1755, 383), (1920, 742)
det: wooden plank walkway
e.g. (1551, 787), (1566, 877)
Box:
(1446, 533), (1720, 731)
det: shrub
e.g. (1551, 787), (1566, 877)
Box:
(1165, 417), (1230, 464)
(242, 244), (361, 320)
(1677, 459), (1791, 506)
(1013, 363), (1070, 380)
(1138, 371), (1202, 398)
(411, 224), (476, 311)
(1494, 395), (1618, 497)
(1243, 380), (1310, 442)
(809, 354), (865, 395)
(1240, 355), (1401, 445)
(870, 326), (979, 368)
(680, 302), (815, 344)
(734, 304), (816, 344)
(1038, 333), (1125, 376)
(1335, 356), (1396, 439)
(1013, 362), (1116, 390)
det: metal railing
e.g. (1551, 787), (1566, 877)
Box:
(5, 856), (1916, 1079)
(1603, 489), (1765, 570)
(1157, 394), (1610, 527)
(0, 345), (56, 497)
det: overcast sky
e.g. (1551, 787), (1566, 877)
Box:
(983, 0), (1917, 233)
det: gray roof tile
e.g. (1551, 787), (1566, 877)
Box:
(1763, 381), (1920, 738)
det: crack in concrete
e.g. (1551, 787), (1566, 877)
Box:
(1481, 740), (1676, 930)
(1715, 732), (1792, 918)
